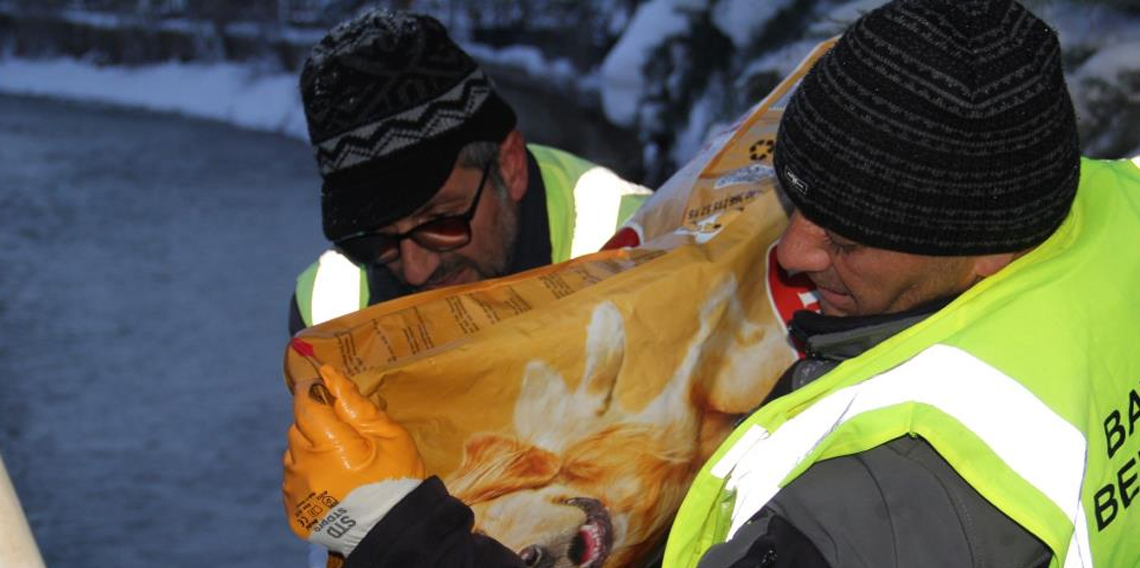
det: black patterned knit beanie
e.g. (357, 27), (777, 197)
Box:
(773, 0), (1080, 255)
(301, 10), (517, 242)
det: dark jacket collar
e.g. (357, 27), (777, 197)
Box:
(506, 149), (553, 274)
(760, 296), (955, 406)
(789, 296), (954, 361)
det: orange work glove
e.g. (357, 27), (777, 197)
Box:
(283, 364), (425, 557)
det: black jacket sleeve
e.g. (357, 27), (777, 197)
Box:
(697, 512), (831, 568)
(288, 292), (306, 336)
(343, 477), (525, 568)
(703, 436), (1052, 568)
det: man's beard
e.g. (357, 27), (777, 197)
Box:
(412, 193), (519, 292)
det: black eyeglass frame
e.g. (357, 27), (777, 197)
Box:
(334, 162), (493, 266)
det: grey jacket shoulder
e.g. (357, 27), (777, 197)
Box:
(765, 436), (1051, 568)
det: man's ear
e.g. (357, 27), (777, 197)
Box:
(498, 130), (528, 203)
(972, 249), (1029, 278)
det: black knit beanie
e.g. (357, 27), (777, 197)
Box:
(301, 10), (517, 242)
(773, 0), (1080, 255)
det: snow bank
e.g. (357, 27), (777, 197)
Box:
(464, 42), (597, 93)
(1069, 40), (1140, 156)
(600, 0), (700, 127)
(807, 0), (888, 36)
(1034, 2), (1140, 53)
(0, 57), (309, 140)
(0, 40), (593, 145)
(738, 39), (821, 85)
(671, 74), (723, 165)
(467, 43), (574, 81)
(1073, 40), (1140, 84)
(711, 0), (796, 50)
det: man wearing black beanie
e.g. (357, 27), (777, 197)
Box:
(288, 10), (650, 335)
(281, 1), (1140, 567)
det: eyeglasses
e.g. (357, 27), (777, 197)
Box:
(335, 162), (492, 265)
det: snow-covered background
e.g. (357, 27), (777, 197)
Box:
(3, 0), (1139, 184)
(1, 1), (1139, 568)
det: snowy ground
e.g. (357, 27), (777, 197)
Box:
(0, 40), (597, 145)
(0, 93), (321, 568)
(0, 57), (311, 143)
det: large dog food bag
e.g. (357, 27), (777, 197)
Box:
(284, 39), (833, 568)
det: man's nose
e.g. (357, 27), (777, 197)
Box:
(394, 239), (440, 287)
(776, 210), (831, 274)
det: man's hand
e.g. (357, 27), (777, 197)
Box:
(283, 364), (425, 557)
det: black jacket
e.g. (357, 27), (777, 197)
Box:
(343, 477), (525, 568)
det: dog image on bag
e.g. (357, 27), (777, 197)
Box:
(443, 276), (792, 568)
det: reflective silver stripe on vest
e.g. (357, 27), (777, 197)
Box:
(711, 344), (1091, 566)
(1067, 510), (1093, 568)
(569, 167), (651, 258)
(311, 250), (362, 326)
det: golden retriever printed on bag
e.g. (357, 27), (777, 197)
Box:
(444, 276), (788, 568)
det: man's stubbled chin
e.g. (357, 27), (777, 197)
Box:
(419, 262), (481, 291)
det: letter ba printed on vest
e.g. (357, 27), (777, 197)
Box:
(1093, 383), (1140, 532)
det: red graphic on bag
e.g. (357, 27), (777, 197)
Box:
(765, 243), (818, 356)
(601, 226), (643, 251)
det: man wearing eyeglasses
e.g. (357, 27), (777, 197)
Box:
(288, 10), (651, 334)
(282, 1), (1140, 567)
